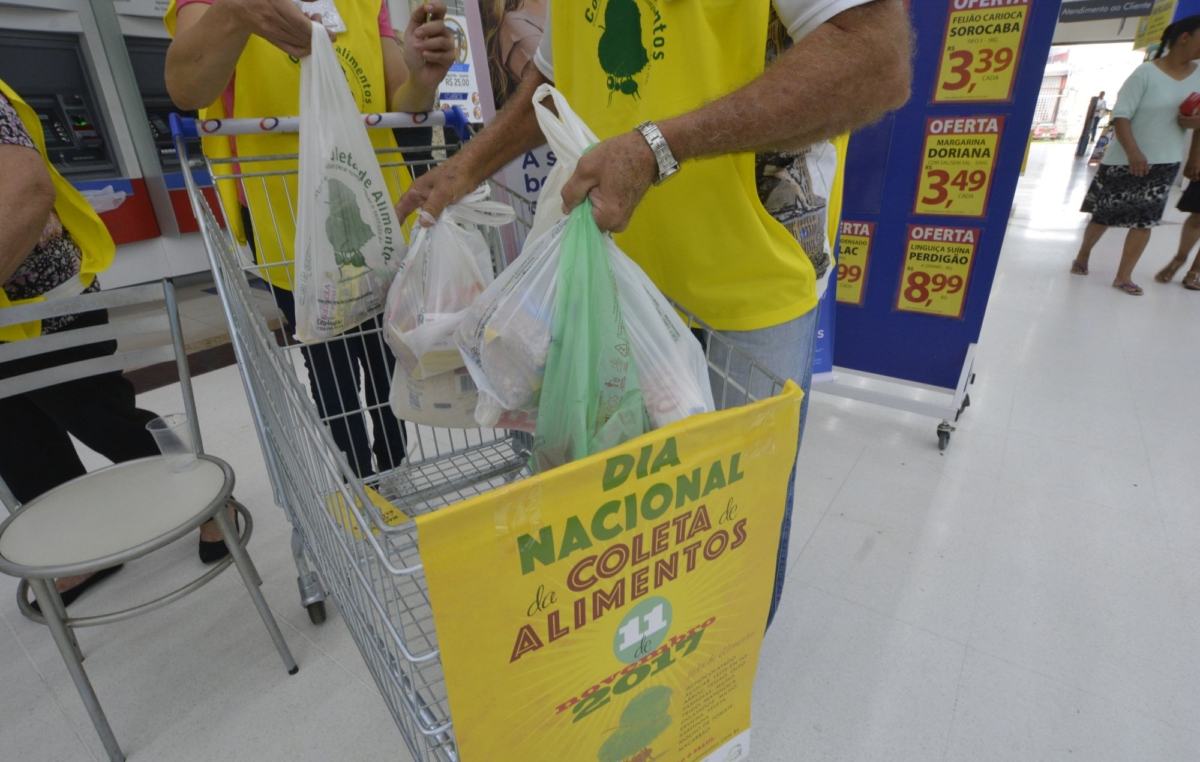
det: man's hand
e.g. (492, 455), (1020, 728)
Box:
(402, 3), (456, 93)
(560, 131), (659, 233)
(1179, 113), (1200, 131)
(395, 158), (475, 225)
(1127, 149), (1150, 177)
(216, 0), (327, 58)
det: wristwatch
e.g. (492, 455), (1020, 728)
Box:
(635, 121), (680, 185)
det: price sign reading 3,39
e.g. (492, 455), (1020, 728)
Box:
(836, 220), (874, 306)
(915, 116), (1004, 218)
(896, 225), (979, 319)
(934, 0), (1029, 102)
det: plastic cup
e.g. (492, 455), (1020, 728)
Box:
(146, 414), (198, 472)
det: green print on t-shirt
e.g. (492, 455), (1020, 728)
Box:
(599, 0), (649, 101)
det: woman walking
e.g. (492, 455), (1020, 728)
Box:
(1073, 17), (1200, 295)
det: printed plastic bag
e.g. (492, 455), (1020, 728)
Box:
(384, 185), (514, 379)
(294, 21), (406, 343)
(530, 200), (650, 472)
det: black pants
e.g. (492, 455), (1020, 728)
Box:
(241, 205), (405, 477)
(271, 288), (406, 477)
(0, 308), (160, 504)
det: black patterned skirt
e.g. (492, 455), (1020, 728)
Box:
(1082, 163), (1180, 228)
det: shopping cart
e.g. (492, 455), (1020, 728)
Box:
(170, 109), (788, 762)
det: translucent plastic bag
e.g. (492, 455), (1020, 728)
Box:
(294, 21), (406, 343)
(531, 200), (650, 472)
(454, 85), (714, 453)
(384, 185), (515, 379)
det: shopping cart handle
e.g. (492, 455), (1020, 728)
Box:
(170, 113), (199, 141)
(444, 106), (471, 143)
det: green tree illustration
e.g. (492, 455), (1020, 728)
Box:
(598, 0), (649, 82)
(597, 686), (673, 762)
(325, 177), (374, 268)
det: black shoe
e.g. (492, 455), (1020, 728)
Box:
(31, 564), (124, 613)
(199, 509), (241, 565)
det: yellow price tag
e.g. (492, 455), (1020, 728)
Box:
(896, 225), (978, 319)
(915, 116), (1004, 218)
(836, 221), (874, 307)
(934, 0), (1029, 103)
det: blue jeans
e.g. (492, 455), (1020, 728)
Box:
(704, 307), (819, 630)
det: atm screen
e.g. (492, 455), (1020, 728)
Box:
(0, 32), (118, 178)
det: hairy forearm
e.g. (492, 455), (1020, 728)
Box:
(166, 3), (252, 111)
(1113, 118), (1141, 157)
(455, 67), (553, 184)
(659, 0), (911, 163)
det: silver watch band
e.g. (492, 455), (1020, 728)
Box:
(636, 121), (680, 185)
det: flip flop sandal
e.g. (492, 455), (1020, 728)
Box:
(1156, 257), (1188, 283)
(1184, 271), (1200, 290)
(1112, 282), (1144, 295)
(1071, 260), (1090, 275)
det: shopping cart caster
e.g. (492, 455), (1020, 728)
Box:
(297, 570), (327, 625)
(937, 422), (955, 451)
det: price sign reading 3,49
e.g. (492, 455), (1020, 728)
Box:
(896, 225), (979, 319)
(935, 0), (1029, 103)
(915, 116), (1004, 218)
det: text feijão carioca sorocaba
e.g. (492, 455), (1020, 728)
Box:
(509, 437), (748, 663)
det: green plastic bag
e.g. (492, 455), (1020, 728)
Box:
(531, 200), (651, 473)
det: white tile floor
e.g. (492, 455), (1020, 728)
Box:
(5, 142), (1200, 760)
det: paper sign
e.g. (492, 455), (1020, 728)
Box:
(1135, 0), (1177, 49)
(113, 0), (171, 17)
(836, 221), (874, 306)
(934, 0), (1029, 103)
(417, 387), (803, 762)
(896, 225), (979, 319)
(915, 116), (1004, 218)
(438, 15), (484, 124)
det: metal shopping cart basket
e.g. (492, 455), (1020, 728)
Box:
(169, 108), (789, 762)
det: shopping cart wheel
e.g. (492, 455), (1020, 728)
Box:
(938, 430), (951, 451)
(306, 601), (327, 625)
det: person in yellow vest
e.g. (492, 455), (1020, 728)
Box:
(0, 81), (238, 606)
(399, 0), (911, 627)
(164, 0), (455, 478)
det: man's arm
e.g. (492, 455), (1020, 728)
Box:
(0, 144), (56, 284)
(562, 0), (912, 231)
(395, 65), (552, 222)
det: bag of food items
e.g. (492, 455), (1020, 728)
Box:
(293, 21), (406, 343)
(383, 185), (515, 379)
(454, 85), (714, 469)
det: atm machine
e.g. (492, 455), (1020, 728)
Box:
(0, 0), (214, 287)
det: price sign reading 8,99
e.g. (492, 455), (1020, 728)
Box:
(896, 225), (979, 319)
(916, 116), (1004, 218)
(935, 0), (1029, 103)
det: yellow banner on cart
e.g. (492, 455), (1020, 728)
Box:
(416, 386), (803, 762)
(934, 0), (1029, 103)
(896, 225), (979, 319)
(915, 116), (1004, 218)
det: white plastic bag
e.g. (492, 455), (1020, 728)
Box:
(524, 86), (599, 245)
(455, 84), (714, 432)
(294, 21), (406, 343)
(383, 185), (514, 379)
